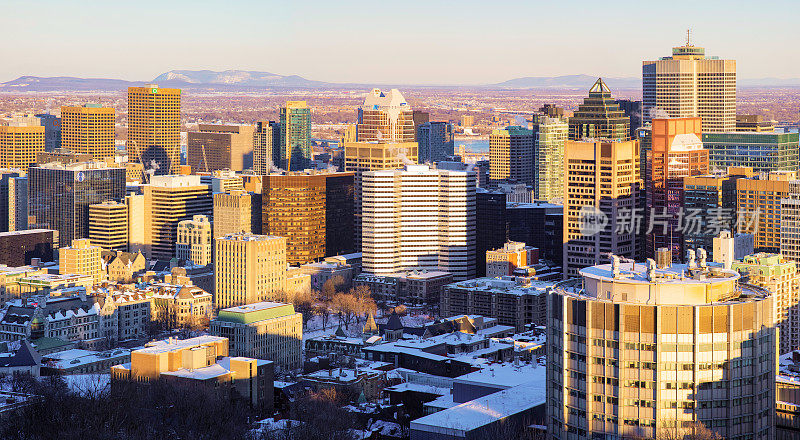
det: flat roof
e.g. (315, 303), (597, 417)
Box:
(410, 380), (545, 435)
(216, 302), (297, 324)
(136, 335), (226, 355)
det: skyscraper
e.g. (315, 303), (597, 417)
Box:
(61, 104), (115, 161)
(489, 126), (535, 185)
(261, 171), (354, 265)
(645, 117), (709, 258)
(127, 84), (181, 175)
(35, 113), (61, 151)
(416, 121), (454, 163)
(643, 36), (736, 132)
(214, 233), (287, 308)
(568, 78), (630, 141)
(142, 175), (212, 260)
(278, 101), (311, 171)
(28, 161), (126, 247)
(361, 165), (476, 280)
(0, 115), (45, 169)
(357, 88), (416, 143)
(563, 139), (641, 278)
(548, 257), (775, 439)
(344, 141), (418, 251)
(533, 115), (568, 202)
(187, 124), (255, 172)
(253, 120), (280, 174)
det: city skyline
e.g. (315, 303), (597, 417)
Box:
(3, 0), (799, 85)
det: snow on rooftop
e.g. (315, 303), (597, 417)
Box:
(455, 361), (544, 389)
(410, 380), (545, 435)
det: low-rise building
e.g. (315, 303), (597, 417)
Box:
(485, 241), (538, 278)
(101, 250), (147, 283)
(299, 260), (354, 291)
(353, 270), (454, 305)
(210, 302), (302, 372)
(149, 283), (212, 329)
(440, 277), (553, 332)
(111, 335), (273, 411)
(41, 348), (130, 375)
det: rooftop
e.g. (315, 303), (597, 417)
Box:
(215, 302), (297, 324)
(136, 335), (227, 355)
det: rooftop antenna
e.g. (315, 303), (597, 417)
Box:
(686, 28), (692, 46)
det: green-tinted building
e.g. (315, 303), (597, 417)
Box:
(568, 78), (630, 141)
(533, 114), (568, 202)
(210, 301), (303, 372)
(702, 132), (800, 173)
(279, 101), (311, 171)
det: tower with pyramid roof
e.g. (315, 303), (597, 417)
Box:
(568, 78), (631, 142)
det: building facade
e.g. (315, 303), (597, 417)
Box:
(489, 126), (534, 186)
(702, 132), (799, 173)
(361, 165), (476, 280)
(357, 88), (416, 143)
(643, 40), (736, 133)
(187, 124), (255, 172)
(89, 200), (128, 251)
(214, 233), (287, 308)
(563, 140), (641, 277)
(278, 101), (311, 171)
(60, 104), (115, 161)
(211, 302), (303, 372)
(28, 161), (126, 247)
(533, 115), (569, 202)
(176, 215), (212, 266)
(737, 170), (795, 253)
(568, 79), (630, 142)
(548, 258), (775, 439)
(252, 120), (280, 175)
(127, 84), (181, 175)
(416, 121), (454, 163)
(0, 117), (45, 169)
(59, 238), (104, 284)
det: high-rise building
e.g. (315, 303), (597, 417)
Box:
(142, 175), (212, 260)
(253, 120), (280, 174)
(176, 214), (213, 266)
(780, 180), (800, 264)
(0, 229), (57, 266)
(89, 200), (128, 251)
(533, 115), (568, 202)
(489, 126), (534, 185)
(213, 190), (257, 239)
(643, 37), (736, 133)
(261, 171), (354, 265)
(0, 170), (25, 233)
(34, 113), (61, 151)
(59, 238), (104, 284)
(60, 104), (115, 161)
(548, 258), (775, 439)
(645, 117), (709, 258)
(361, 165), (476, 280)
(211, 302), (303, 372)
(702, 132), (799, 173)
(0, 116), (45, 169)
(127, 84), (181, 175)
(733, 253), (800, 354)
(214, 233), (287, 308)
(28, 161), (126, 247)
(343, 141), (418, 171)
(683, 167), (755, 255)
(615, 99), (643, 139)
(357, 88), (416, 143)
(563, 140), (641, 278)
(278, 101), (311, 171)
(568, 78), (630, 141)
(476, 190), (508, 277)
(416, 121), (454, 163)
(187, 124), (255, 173)
(737, 170), (795, 253)
(713, 230), (754, 269)
(8, 175), (27, 231)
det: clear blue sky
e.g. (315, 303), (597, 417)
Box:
(3, 0), (797, 84)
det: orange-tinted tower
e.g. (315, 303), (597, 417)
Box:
(646, 117), (710, 259)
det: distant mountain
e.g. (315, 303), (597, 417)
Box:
(0, 76), (138, 91)
(491, 75), (641, 90)
(152, 69), (327, 88)
(3, 72), (800, 92)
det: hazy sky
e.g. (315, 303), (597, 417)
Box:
(3, 0), (798, 84)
